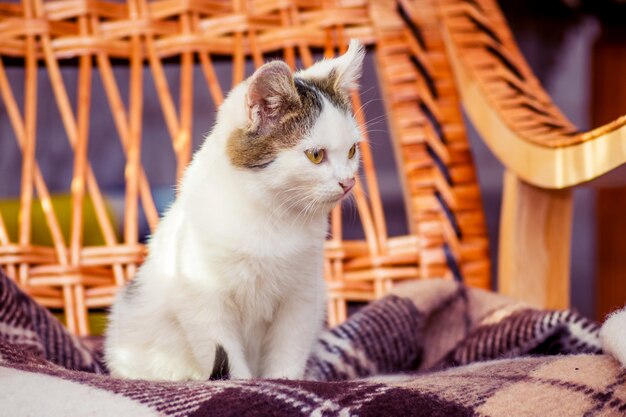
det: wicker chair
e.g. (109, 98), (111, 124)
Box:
(0, 0), (624, 335)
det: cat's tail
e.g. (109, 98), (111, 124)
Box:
(600, 305), (626, 367)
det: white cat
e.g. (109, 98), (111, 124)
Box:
(105, 41), (365, 381)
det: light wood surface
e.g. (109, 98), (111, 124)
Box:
(499, 171), (572, 309)
(437, 0), (626, 189)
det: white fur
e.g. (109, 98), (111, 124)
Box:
(600, 306), (626, 367)
(105, 43), (364, 381)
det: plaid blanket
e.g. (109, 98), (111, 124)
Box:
(1, 268), (623, 416)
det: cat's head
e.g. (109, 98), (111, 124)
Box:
(227, 40), (365, 216)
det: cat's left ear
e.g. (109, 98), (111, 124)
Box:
(331, 39), (366, 92)
(246, 61), (300, 134)
(297, 39), (365, 95)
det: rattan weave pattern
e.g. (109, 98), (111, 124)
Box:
(0, 0), (490, 334)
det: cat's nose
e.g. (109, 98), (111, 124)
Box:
(339, 178), (355, 193)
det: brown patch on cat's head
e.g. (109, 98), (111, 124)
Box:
(227, 50), (362, 170)
(227, 76), (324, 169)
(298, 69), (352, 114)
(293, 40), (365, 114)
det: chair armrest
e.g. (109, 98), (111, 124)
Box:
(437, 0), (626, 189)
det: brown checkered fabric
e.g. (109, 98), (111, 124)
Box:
(1, 268), (618, 416)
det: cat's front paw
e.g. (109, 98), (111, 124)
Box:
(228, 365), (253, 380)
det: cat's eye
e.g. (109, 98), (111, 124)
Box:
(305, 149), (325, 164)
(348, 144), (357, 159)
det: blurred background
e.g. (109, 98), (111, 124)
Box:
(475, 0), (626, 320)
(1, 0), (625, 320)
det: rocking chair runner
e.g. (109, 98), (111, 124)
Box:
(0, 0), (625, 335)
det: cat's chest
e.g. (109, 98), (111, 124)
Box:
(215, 219), (323, 274)
(220, 241), (318, 286)
(177, 211), (324, 317)
(222, 249), (316, 320)
(176, 246), (312, 323)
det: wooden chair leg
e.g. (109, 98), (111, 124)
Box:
(337, 298), (348, 325)
(498, 170), (572, 309)
(327, 298), (338, 327)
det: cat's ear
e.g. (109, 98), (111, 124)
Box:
(297, 39), (365, 94)
(331, 39), (366, 92)
(246, 61), (300, 134)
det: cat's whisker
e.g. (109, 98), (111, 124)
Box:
(359, 112), (390, 127)
(267, 189), (311, 230)
(347, 193), (358, 227)
(262, 187), (312, 232)
(357, 85), (376, 97)
(304, 200), (324, 226)
(281, 189), (316, 218)
(359, 120), (389, 140)
(358, 110), (395, 133)
(352, 97), (383, 120)
(353, 178), (371, 203)
(295, 196), (318, 226)
(362, 129), (390, 134)
(271, 185), (312, 211)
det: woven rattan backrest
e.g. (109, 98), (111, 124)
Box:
(0, 0), (489, 334)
